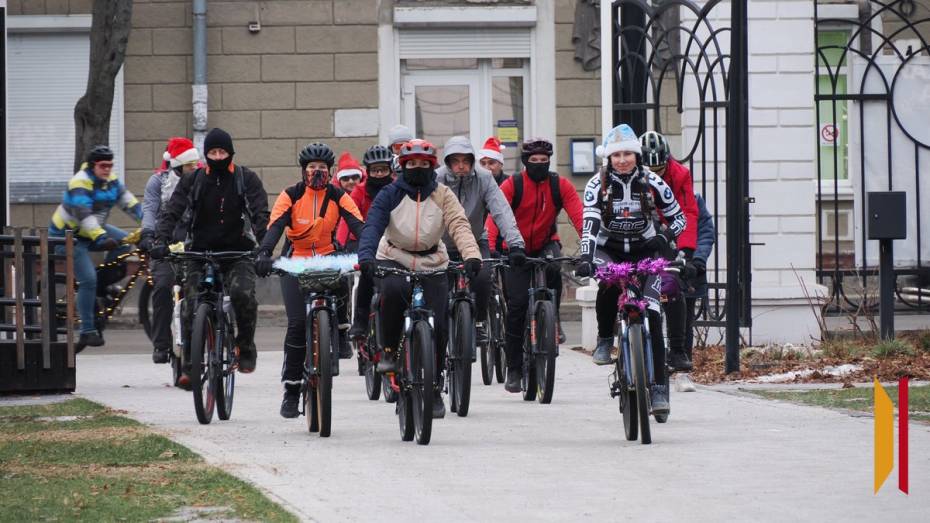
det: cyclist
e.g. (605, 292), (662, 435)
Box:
(640, 131), (699, 372)
(152, 128), (270, 375)
(387, 124), (414, 176)
(49, 145), (143, 349)
(357, 139), (481, 419)
(574, 124), (686, 415)
(683, 193), (716, 364)
(253, 143), (364, 419)
(478, 136), (510, 186)
(486, 137), (584, 393)
(139, 137), (200, 364)
(344, 144), (395, 337)
(334, 151), (363, 194)
(436, 136), (526, 346)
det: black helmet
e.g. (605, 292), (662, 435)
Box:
(640, 131), (670, 167)
(86, 145), (114, 165)
(520, 138), (553, 159)
(363, 145), (393, 167)
(298, 143), (335, 169)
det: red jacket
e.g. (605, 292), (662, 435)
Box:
(660, 159), (698, 251)
(336, 181), (375, 246)
(487, 170), (584, 254)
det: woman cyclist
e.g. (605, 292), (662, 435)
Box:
(254, 143), (364, 419)
(357, 139), (481, 419)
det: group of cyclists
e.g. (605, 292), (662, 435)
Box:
(51, 120), (714, 423)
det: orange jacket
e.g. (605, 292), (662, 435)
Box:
(260, 182), (363, 257)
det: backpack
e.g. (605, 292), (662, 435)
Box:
(509, 172), (563, 214)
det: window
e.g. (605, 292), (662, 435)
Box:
(816, 30), (850, 181)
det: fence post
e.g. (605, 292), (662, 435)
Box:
(40, 228), (52, 368)
(66, 230), (75, 368)
(14, 228), (25, 370)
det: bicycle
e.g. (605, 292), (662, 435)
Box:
(354, 287), (386, 402)
(507, 255), (577, 404)
(444, 261), (475, 417)
(480, 258), (507, 386)
(596, 257), (681, 445)
(169, 250), (252, 424)
(273, 262), (353, 437)
(373, 265), (444, 445)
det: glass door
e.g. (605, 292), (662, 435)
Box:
(403, 72), (481, 152)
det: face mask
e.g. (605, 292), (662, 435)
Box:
(305, 169), (328, 189)
(206, 155), (232, 173)
(367, 174), (392, 191)
(403, 167), (433, 187)
(525, 162), (550, 182)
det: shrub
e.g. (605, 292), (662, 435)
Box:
(871, 339), (915, 359)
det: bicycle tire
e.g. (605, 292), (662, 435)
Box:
(216, 317), (236, 421)
(480, 298), (497, 386)
(479, 341), (492, 386)
(190, 302), (216, 424)
(361, 340), (381, 401)
(452, 300), (473, 417)
(170, 352), (182, 387)
(306, 386), (319, 433)
(310, 308), (333, 437)
(383, 375), (398, 403)
(534, 300), (557, 404)
(410, 320), (434, 445)
(398, 383), (414, 442)
(629, 325), (651, 444)
(521, 312), (538, 402)
(138, 278), (154, 340)
(618, 336), (638, 441)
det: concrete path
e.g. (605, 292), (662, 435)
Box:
(75, 327), (929, 522)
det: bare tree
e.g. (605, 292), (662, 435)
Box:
(73, 0), (133, 172)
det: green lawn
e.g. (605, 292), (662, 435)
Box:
(749, 384), (930, 422)
(0, 398), (297, 522)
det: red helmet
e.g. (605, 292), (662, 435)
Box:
(397, 139), (438, 169)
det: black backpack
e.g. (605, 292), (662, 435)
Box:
(509, 172), (563, 214)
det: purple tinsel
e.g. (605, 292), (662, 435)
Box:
(594, 257), (671, 310)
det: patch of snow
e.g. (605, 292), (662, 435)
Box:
(746, 363), (862, 384)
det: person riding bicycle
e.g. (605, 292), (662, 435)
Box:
(683, 193), (716, 366)
(478, 136), (510, 186)
(49, 145), (143, 349)
(253, 142), (365, 419)
(357, 139), (481, 419)
(152, 128), (270, 376)
(343, 144), (395, 338)
(139, 137), (201, 364)
(485, 137), (584, 393)
(574, 124), (686, 415)
(640, 131), (699, 372)
(387, 124), (414, 176)
(436, 136), (526, 346)
(334, 151), (363, 195)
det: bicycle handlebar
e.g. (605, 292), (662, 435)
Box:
(373, 265), (453, 279)
(169, 250), (255, 261)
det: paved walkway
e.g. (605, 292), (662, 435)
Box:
(75, 327), (928, 522)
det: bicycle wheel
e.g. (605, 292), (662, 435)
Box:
(451, 300), (473, 417)
(138, 278), (154, 340)
(534, 301), (557, 404)
(521, 319), (538, 402)
(306, 386), (319, 433)
(398, 381), (414, 442)
(170, 352), (182, 387)
(190, 302), (216, 424)
(383, 375), (398, 403)
(494, 345), (505, 383)
(216, 318), (236, 421)
(480, 298), (497, 385)
(629, 324), (651, 444)
(409, 320), (434, 445)
(618, 338), (638, 441)
(309, 308), (333, 437)
(360, 340), (381, 401)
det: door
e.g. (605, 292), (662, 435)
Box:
(403, 72), (481, 153)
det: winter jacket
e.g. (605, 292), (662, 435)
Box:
(580, 166), (685, 259)
(157, 163), (269, 252)
(659, 159), (699, 251)
(335, 178), (382, 247)
(51, 169), (141, 241)
(262, 182), (363, 258)
(435, 136), (524, 254)
(358, 174), (479, 271)
(486, 170), (584, 255)
(685, 193), (716, 297)
(142, 169), (187, 242)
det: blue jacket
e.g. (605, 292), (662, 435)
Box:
(51, 168), (141, 241)
(694, 194), (715, 263)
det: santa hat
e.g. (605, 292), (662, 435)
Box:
(163, 137), (200, 167)
(596, 124), (642, 158)
(335, 151), (363, 180)
(478, 136), (505, 164)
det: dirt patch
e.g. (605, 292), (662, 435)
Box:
(5, 426), (150, 443)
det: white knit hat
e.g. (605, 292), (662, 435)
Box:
(596, 124), (642, 158)
(388, 124), (414, 146)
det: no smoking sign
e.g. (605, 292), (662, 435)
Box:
(820, 123), (839, 146)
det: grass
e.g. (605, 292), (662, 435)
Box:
(749, 384), (930, 423)
(0, 398), (297, 522)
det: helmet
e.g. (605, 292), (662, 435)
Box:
(397, 139), (438, 168)
(86, 145), (114, 165)
(362, 145), (393, 167)
(520, 138), (553, 159)
(298, 143), (335, 169)
(640, 131), (670, 167)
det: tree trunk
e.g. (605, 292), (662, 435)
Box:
(73, 0), (133, 172)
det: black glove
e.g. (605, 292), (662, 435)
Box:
(464, 258), (482, 279)
(148, 244), (170, 260)
(94, 237), (120, 251)
(254, 250), (274, 277)
(508, 247), (526, 267)
(681, 262), (698, 281)
(138, 231), (155, 253)
(359, 259), (377, 279)
(575, 260), (594, 278)
(691, 258), (706, 278)
(645, 230), (671, 253)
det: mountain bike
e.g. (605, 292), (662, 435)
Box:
(444, 261), (475, 417)
(480, 258), (506, 386)
(169, 251), (251, 424)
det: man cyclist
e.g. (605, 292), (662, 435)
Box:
(139, 137), (200, 364)
(152, 128), (269, 376)
(486, 138), (584, 393)
(49, 145), (142, 349)
(436, 136), (526, 346)
(357, 139), (481, 419)
(575, 124), (686, 415)
(478, 136), (510, 186)
(254, 143), (364, 419)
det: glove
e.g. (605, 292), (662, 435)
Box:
(138, 231), (155, 253)
(691, 258), (707, 278)
(681, 262), (698, 281)
(575, 260), (594, 278)
(645, 230), (671, 253)
(94, 237), (120, 251)
(359, 259), (377, 279)
(508, 247), (526, 267)
(464, 258), (482, 279)
(148, 244), (170, 260)
(254, 250), (274, 277)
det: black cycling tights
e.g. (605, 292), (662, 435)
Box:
(595, 284), (667, 387)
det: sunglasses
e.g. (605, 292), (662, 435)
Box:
(96, 162), (114, 168)
(341, 175), (361, 182)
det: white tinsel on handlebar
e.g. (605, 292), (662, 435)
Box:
(272, 254), (358, 275)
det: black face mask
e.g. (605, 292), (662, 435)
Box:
(525, 161), (550, 182)
(403, 167), (433, 187)
(206, 155), (232, 173)
(366, 174), (392, 192)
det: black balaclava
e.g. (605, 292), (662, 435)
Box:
(366, 173), (393, 195)
(203, 128), (234, 173)
(524, 159), (550, 182)
(403, 165), (433, 187)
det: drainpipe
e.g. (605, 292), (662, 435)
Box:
(192, 0), (208, 151)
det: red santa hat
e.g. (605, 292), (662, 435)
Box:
(163, 137), (200, 167)
(478, 136), (505, 164)
(335, 151), (363, 180)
